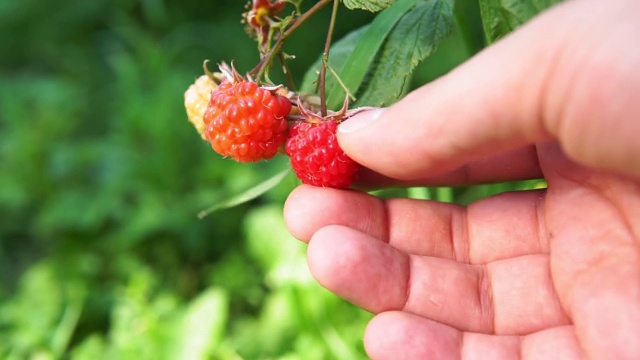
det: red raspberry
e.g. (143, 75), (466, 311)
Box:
(285, 120), (358, 188)
(203, 80), (291, 162)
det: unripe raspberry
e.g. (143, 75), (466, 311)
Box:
(184, 74), (218, 139)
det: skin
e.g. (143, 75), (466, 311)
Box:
(283, 0), (640, 359)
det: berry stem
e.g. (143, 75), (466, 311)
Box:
(325, 63), (355, 102)
(319, 0), (340, 117)
(203, 59), (215, 80)
(278, 52), (297, 91)
(251, 0), (333, 83)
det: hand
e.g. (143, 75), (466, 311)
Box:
(284, 0), (640, 359)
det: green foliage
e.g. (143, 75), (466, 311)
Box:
(343, 0), (397, 12)
(356, 0), (454, 106)
(198, 168), (292, 219)
(0, 0), (555, 358)
(479, 0), (562, 43)
(302, 0), (455, 109)
(325, 0), (431, 109)
(301, 25), (368, 95)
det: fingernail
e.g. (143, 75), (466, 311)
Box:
(338, 108), (385, 133)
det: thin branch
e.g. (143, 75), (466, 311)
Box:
(319, 0), (340, 117)
(326, 63), (355, 102)
(278, 52), (297, 91)
(251, 0), (333, 82)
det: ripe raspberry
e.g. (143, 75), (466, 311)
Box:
(184, 74), (219, 139)
(285, 120), (358, 189)
(203, 79), (291, 162)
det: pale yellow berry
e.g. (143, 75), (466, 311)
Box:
(184, 74), (219, 139)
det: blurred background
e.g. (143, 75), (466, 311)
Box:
(0, 0), (509, 359)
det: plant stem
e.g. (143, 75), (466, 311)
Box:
(278, 52), (297, 91)
(251, 0), (333, 82)
(319, 0), (339, 117)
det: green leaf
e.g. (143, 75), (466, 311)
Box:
(356, 0), (455, 107)
(174, 289), (229, 360)
(197, 168), (291, 219)
(3, 262), (64, 353)
(243, 204), (309, 281)
(325, 0), (424, 110)
(343, 0), (397, 12)
(51, 284), (86, 358)
(479, 0), (562, 43)
(300, 25), (368, 94)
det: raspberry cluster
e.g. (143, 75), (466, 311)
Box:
(183, 64), (359, 189)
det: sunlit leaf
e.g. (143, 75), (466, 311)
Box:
(198, 168), (291, 218)
(70, 335), (106, 360)
(244, 205), (309, 283)
(343, 0), (396, 12)
(2, 262), (63, 352)
(174, 289), (229, 360)
(51, 284), (86, 358)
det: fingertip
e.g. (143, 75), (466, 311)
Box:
(306, 226), (380, 300)
(306, 226), (352, 290)
(364, 312), (426, 359)
(307, 225), (409, 313)
(336, 108), (385, 174)
(284, 185), (381, 242)
(283, 185), (359, 242)
(363, 312), (395, 358)
(364, 312), (462, 360)
(338, 107), (409, 180)
(338, 107), (386, 134)
(283, 185), (322, 242)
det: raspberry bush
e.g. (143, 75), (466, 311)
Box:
(1, 0), (562, 358)
(185, 0), (560, 204)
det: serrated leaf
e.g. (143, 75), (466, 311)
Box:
(356, 0), (454, 107)
(198, 168), (290, 218)
(479, 0), (562, 43)
(325, 0), (423, 110)
(343, 0), (397, 12)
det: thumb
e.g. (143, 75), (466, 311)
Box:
(337, 0), (640, 182)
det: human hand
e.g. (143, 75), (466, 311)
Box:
(284, 0), (640, 358)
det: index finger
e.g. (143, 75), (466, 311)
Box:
(337, 0), (640, 183)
